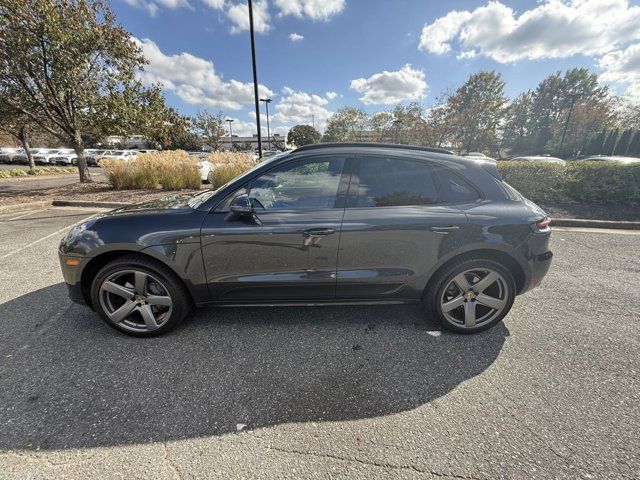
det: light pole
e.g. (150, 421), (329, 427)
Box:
(260, 98), (272, 150)
(558, 94), (578, 158)
(226, 118), (234, 151)
(248, 0), (263, 159)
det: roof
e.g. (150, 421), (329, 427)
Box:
(293, 142), (454, 155)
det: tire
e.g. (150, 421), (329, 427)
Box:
(424, 257), (516, 334)
(90, 255), (192, 337)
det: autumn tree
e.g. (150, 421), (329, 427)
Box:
(444, 71), (507, 154)
(0, 93), (37, 170)
(287, 124), (321, 147)
(194, 110), (226, 151)
(0, 0), (164, 182)
(322, 107), (368, 142)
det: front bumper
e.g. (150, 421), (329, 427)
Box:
(58, 250), (89, 306)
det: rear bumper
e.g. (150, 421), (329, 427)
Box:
(524, 250), (553, 293)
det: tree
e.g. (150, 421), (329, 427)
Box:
(164, 113), (202, 151)
(503, 92), (534, 154)
(444, 71), (507, 154)
(627, 131), (640, 157)
(367, 112), (394, 143)
(0, 0), (162, 182)
(614, 129), (632, 156)
(0, 95), (36, 170)
(602, 129), (619, 155)
(194, 110), (226, 151)
(287, 124), (321, 147)
(322, 107), (368, 142)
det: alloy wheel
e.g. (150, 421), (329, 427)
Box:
(99, 269), (173, 333)
(440, 268), (508, 329)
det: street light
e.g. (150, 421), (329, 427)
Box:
(260, 98), (272, 150)
(248, 0), (263, 159)
(226, 118), (234, 150)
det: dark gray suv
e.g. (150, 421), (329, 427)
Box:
(59, 143), (552, 337)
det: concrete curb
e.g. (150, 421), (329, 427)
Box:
(551, 218), (640, 230)
(0, 200), (52, 215)
(51, 200), (128, 209)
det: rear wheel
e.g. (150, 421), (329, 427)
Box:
(425, 258), (515, 334)
(90, 255), (191, 337)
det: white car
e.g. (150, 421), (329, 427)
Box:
(32, 149), (65, 165)
(199, 159), (214, 183)
(0, 147), (24, 164)
(463, 152), (497, 163)
(581, 155), (640, 164)
(99, 150), (138, 162)
(511, 155), (566, 165)
(51, 149), (78, 166)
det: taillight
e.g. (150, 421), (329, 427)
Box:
(531, 217), (551, 233)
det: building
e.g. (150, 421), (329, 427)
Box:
(102, 135), (149, 149)
(219, 134), (286, 152)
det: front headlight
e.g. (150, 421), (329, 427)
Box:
(66, 218), (97, 239)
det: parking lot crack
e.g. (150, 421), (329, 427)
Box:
(161, 436), (182, 480)
(257, 444), (480, 479)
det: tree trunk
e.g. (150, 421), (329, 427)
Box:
(72, 131), (91, 183)
(17, 127), (35, 172)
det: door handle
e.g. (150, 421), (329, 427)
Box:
(303, 228), (336, 237)
(428, 225), (460, 233)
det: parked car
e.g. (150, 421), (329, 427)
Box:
(580, 155), (640, 164)
(510, 155), (566, 165)
(199, 159), (214, 183)
(51, 149), (78, 166)
(60, 143), (553, 337)
(463, 152), (497, 163)
(99, 150), (138, 162)
(0, 147), (24, 164)
(85, 149), (107, 166)
(32, 149), (65, 165)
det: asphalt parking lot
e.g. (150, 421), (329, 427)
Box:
(0, 207), (638, 479)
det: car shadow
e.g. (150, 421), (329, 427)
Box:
(0, 283), (508, 451)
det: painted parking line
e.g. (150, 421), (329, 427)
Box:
(553, 226), (640, 235)
(0, 212), (97, 260)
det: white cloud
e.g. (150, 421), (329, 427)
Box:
(289, 32), (304, 41)
(274, 0), (345, 20)
(599, 43), (640, 99)
(227, 0), (271, 34)
(456, 50), (477, 60)
(135, 38), (274, 110)
(124, 0), (191, 16)
(271, 87), (335, 131)
(350, 64), (427, 105)
(419, 0), (640, 63)
(202, 0), (225, 8)
(325, 91), (338, 100)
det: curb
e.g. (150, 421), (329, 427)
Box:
(551, 218), (640, 230)
(0, 200), (52, 215)
(51, 200), (128, 209)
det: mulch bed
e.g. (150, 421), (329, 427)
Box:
(0, 181), (203, 206)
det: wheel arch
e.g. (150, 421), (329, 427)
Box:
(80, 249), (195, 308)
(424, 248), (527, 297)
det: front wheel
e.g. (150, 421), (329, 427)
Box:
(425, 258), (516, 334)
(90, 255), (191, 337)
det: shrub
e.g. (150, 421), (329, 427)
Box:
(9, 168), (27, 177)
(0, 170), (10, 178)
(207, 162), (253, 188)
(101, 150), (202, 190)
(497, 161), (640, 206)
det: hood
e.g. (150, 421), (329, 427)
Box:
(106, 193), (196, 215)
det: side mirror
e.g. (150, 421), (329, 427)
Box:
(229, 193), (252, 214)
(225, 193), (261, 224)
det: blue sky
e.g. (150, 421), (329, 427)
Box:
(114, 0), (640, 136)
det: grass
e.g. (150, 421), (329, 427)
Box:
(0, 166), (76, 179)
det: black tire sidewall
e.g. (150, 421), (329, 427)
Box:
(426, 258), (516, 334)
(90, 258), (188, 337)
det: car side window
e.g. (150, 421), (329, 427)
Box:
(356, 156), (439, 207)
(249, 156), (345, 210)
(433, 167), (480, 203)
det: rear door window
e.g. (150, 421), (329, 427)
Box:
(355, 156), (439, 207)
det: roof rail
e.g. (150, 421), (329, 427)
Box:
(293, 142), (454, 155)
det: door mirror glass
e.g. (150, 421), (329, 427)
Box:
(229, 193), (253, 214)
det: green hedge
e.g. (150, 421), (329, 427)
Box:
(497, 161), (640, 206)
